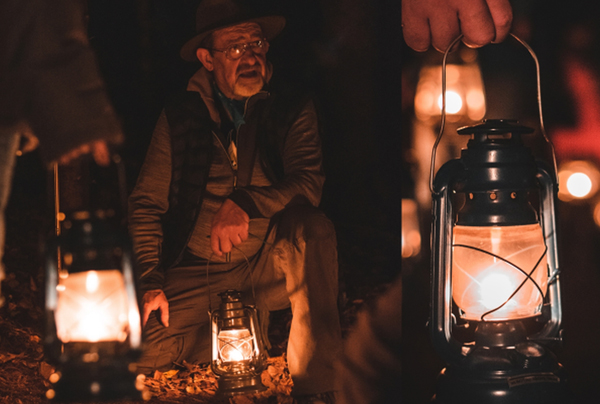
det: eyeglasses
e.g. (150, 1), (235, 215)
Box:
(211, 39), (269, 60)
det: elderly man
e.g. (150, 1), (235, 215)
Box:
(128, 0), (340, 402)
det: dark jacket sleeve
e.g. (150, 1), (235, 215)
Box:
(0, 0), (122, 163)
(128, 111), (172, 291)
(228, 99), (325, 218)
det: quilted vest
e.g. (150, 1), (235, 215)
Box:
(160, 87), (310, 269)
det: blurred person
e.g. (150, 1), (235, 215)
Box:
(335, 1), (513, 403)
(0, 0), (123, 306)
(128, 0), (340, 402)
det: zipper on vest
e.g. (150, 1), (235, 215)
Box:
(212, 131), (238, 189)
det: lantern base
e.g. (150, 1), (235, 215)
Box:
(48, 360), (142, 402)
(432, 322), (572, 404)
(216, 373), (267, 397)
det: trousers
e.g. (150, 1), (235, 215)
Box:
(136, 203), (342, 395)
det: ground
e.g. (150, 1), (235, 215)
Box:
(0, 244), (377, 404)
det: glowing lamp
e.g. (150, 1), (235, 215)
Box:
(430, 119), (570, 403)
(557, 160), (600, 201)
(211, 290), (268, 397)
(452, 224), (548, 321)
(45, 212), (143, 402)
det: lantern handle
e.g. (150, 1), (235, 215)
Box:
(205, 247), (258, 315)
(429, 33), (559, 195)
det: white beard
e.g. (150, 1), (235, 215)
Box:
(233, 75), (265, 98)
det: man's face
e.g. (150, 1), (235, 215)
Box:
(197, 23), (268, 100)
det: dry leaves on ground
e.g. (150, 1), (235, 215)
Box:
(142, 355), (294, 404)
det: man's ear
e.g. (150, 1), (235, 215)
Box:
(196, 48), (214, 71)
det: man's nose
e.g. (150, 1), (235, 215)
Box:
(240, 49), (258, 64)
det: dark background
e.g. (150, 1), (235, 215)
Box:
(7, 0), (402, 301)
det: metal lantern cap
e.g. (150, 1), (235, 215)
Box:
(218, 290), (249, 329)
(454, 119), (540, 226)
(457, 119), (534, 136)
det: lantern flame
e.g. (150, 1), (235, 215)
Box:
(452, 224), (548, 321)
(218, 329), (254, 362)
(479, 272), (517, 311)
(55, 270), (130, 343)
(86, 271), (99, 293)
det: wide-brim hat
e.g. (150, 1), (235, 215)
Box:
(180, 0), (286, 62)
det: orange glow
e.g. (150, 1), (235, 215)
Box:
(479, 272), (518, 311)
(437, 91), (463, 114)
(55, 270), (130, 342)
(218, 329), (254, 362)
(414, 48), (486, 122)
(566, 172), (592, 197)
(85, 271), (99, 293)
(402, 199), (421, 258)
(558, 161), (600, 201)
(452, 224), (548, 321)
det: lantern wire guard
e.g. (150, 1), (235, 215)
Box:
(428, 35), (571, 404)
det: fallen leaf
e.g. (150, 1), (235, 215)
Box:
(39, 362), (54, 379)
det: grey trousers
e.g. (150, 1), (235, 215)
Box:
(136, 203), (342, 395)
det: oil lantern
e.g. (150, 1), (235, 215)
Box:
(428, 34), (572, 404)
(210, 289), (268, 397)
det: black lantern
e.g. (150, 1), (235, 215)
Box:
(44, 157), (144, 402)
(428, 35), (571, 404)
(44, 212), (144, 401)
(210, 290), (268, 397)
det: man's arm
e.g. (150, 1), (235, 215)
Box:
(1, 0), (124, 166)
(128, 111), (172, 293)
(209, 98), (323, 256)
(228, 98), (325, 217)
(210, 98), (324, 256)
(129, 111), (173, 326)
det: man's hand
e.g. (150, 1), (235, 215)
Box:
(402, 0), (513, 52)
(16, 123), (39, 156)
(58, 140), (112, 166)
(142, 289), (170, 328)
(210, 199), (249, 257)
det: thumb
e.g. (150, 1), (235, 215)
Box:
(160, 300), (170, 327)
(92, 141), (111, 166)
(142, 308), (151, 328)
